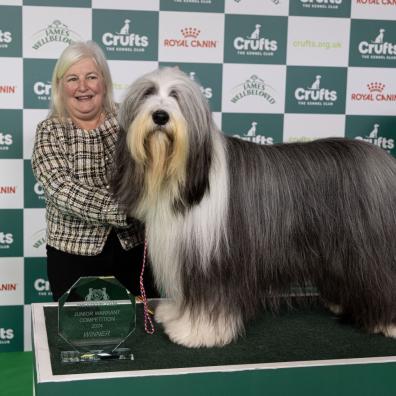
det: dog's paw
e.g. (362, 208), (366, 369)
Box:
(154, 300), (180, 324)
(327, 303), (343, 315)
(373, 324), (396, 338)
(162, 309), (242, 348)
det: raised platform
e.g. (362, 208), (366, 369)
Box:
(32, 301), (396, 396)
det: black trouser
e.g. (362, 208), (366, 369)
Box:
(46, 230), (159, 301)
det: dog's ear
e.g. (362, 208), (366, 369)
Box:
(181, 132), (212, 209)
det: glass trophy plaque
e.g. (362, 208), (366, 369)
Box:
(58, 276), (136, 363)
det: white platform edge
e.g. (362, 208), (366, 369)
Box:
(32, 302), (396, 384)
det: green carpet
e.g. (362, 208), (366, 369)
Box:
(44, 304), (396, 376)
(0, 351), (33, 396)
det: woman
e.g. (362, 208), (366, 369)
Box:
(31, 40), (157, 301)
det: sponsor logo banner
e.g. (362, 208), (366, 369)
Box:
(0, 305), (23, 352)
(222, 64), (286, 114)
(24, 160), (45, 209)
(346, 67), (396, 115)
(160, 62), (222, 112)
(349, 19), (396, 67)
(345, 115), (396, 156)
(92, 0), (159, 10)
(24, 257), (52, 303)
(93, 9), (158, 61)
(0, 110), (22, 159)
(225, 0), (289, 16)
(23, 59), (56, 109)
(351, 0), (396, 21)
(0, 209), (23, 257)
(23, 109), (48, 160)
(0, 258), (24, 306)
(285, 66), (347, 114)
(224, 14), (287, 64)
(287, 16), (350, 66)
(158, 11), (224, 62)
(0, 159), (23, 209)
(290, 0), (351, 17)
(23, 0), (91, 6)
(160, 0), (225, 12)
(283, 114), (346, 142)
(0, 5), (22, 57)
(108, 60), (158, 103)
(0, 58), (22, 109)
(23, 209), (46, 257)
(222, 113), (283, 144)
(23, 6), (91, 58)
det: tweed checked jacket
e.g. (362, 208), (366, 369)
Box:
(31, 113), (144, 255)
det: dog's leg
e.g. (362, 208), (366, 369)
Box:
(373, 324), (396, 338)
(157, 305), (244, 348)
(154, 299), (181, 324)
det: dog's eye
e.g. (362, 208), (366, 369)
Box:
(142, 86), (155, 98)
(169, 90), (178, 100)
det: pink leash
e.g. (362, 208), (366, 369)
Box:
(139, 239), (155, 334)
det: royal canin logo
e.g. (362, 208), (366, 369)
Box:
(351, 81), (396, 102)
(164, 27), (217, 48)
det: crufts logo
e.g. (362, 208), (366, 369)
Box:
(32, 20), (81, 50)
(164, 27), (217, 48)
(0, 328), (14, 343)
(358, 29), (396, 60)
(351, 82), (396, 102)
(0, 232), (13, 248)
(354, 123), (394, 152)
(300, 0), (343, 8)
(34, 278), (51, 295)
(231, 75), (276, 104)
(294, 75), (337, 105)
(188, 72), (212, 99)
(33, 81), (51, 102)
(102, 19), (149, 52)
(233, 23), (278, 56)
(233, 121), (274, 145)
(0, 29), (12, 48)
(0, 132), (13, 149)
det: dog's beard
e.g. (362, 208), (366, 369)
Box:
(127, 110), (189, 206)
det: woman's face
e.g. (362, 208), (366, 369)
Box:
(62, 57), (105, 125)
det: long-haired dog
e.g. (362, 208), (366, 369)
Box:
(111, 67), (396, 348)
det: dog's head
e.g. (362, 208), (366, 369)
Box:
(113, 67), (215, 217)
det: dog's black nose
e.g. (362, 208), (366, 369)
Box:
(152, 110), (169, 126)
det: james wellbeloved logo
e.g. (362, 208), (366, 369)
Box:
(230, 75), (277, 105)
(350, 20), (396, 67)
(286, 66), (347, 114)
(224, 15), (287, 64)
(32, 20), (82, 50)
(164, 27), (218, 49)
(93, 10), (158, 61)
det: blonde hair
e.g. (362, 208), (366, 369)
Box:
(50, 40), (116, 120)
